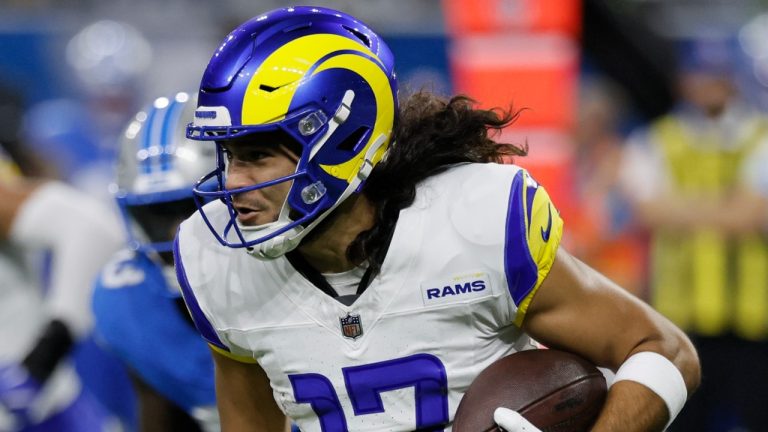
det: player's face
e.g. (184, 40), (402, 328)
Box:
(221, 136), (299, 226)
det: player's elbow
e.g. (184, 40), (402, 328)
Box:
(650, 324), (701, 396)
(672, 330), (701, 397)
(628, 319), (701, 397)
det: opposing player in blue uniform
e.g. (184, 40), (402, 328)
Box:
(176, 6), (701, 431)
(92, 92), (218, 432)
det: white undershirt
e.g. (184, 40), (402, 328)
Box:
(322, 265), (368, 297)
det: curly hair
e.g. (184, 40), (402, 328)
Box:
(347, 90), (528, 273)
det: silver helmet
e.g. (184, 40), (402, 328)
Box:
(114, 92), (216, 254)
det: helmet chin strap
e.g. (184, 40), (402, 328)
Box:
(247, 132), (388, 260)
(237, 219), (301, 260)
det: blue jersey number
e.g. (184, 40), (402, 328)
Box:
(289, 354), (449, 431)
(100, 250), (145, 289)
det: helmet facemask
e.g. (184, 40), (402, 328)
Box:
(192, 89), (390, 259)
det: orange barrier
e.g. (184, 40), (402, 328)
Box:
(450, 34), (579, 129)
(442, 0), (582, 37)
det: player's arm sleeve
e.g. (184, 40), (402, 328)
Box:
(9, 180), (124, 338)
(503, 169), (564, 327)
(173, 233), (257, 364)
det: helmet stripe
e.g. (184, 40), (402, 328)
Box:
(161, 98), (186, 172)
(141, 105), (160, 174)
(242, 33), (380, 125)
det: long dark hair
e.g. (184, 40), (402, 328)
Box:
(347, 90), (528, 273)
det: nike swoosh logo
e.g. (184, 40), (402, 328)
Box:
(541, 204), (552, 242)
(259, 80), (295, 93)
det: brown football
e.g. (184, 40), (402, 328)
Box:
(453, 349), (607, 432)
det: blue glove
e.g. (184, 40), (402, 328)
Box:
(0, 364), (43, 431)
(494, 408), (542, 432)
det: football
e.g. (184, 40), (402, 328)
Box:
(452, 349), (607, 432)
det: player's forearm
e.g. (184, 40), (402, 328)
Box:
(593, 331), (700, 432)
(590, 381), (668, 431)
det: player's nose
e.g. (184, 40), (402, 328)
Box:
(224, 161), (254, 191)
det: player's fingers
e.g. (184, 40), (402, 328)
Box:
(493, 407), (542, 432)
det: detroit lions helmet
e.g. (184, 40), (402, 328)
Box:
(186, 6), (398, 259)
(115, 92), (216, 254)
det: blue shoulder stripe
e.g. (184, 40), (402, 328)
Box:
(504, 170), (539, 305)
(173, 233), (228, 351)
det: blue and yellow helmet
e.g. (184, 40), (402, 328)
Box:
(186, 6), (398, 258)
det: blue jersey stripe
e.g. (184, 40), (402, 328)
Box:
(504, 170), (539, 306)
(173, 233), (228, 351)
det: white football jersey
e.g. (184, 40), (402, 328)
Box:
(176, 163), (564, 431)
(0, 242), (46, 362)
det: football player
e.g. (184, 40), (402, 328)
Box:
(176, 6), (701, 432)
(91, 92), (219, 432)
(0, 154), (123, 431)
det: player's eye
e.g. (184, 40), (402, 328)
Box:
(239, 149), (270, 163)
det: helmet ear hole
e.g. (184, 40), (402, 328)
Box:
(337, 126), (369, 152)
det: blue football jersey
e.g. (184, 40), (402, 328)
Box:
(92, 249), (216, 413)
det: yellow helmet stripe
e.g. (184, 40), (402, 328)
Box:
(242, 34), (379, 125)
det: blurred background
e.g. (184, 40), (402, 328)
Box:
(1, 0), (768, 431)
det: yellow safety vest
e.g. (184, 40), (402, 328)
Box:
(650, 114), (768, 340)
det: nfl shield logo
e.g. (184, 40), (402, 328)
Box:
(340, 313), (363, 340)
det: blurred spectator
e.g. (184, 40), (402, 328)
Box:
(619, 36), (768, 431)
(568, 78), (647, 297)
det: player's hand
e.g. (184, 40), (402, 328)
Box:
(0, 364), (43, 431)
(494, 407), (542, 432)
